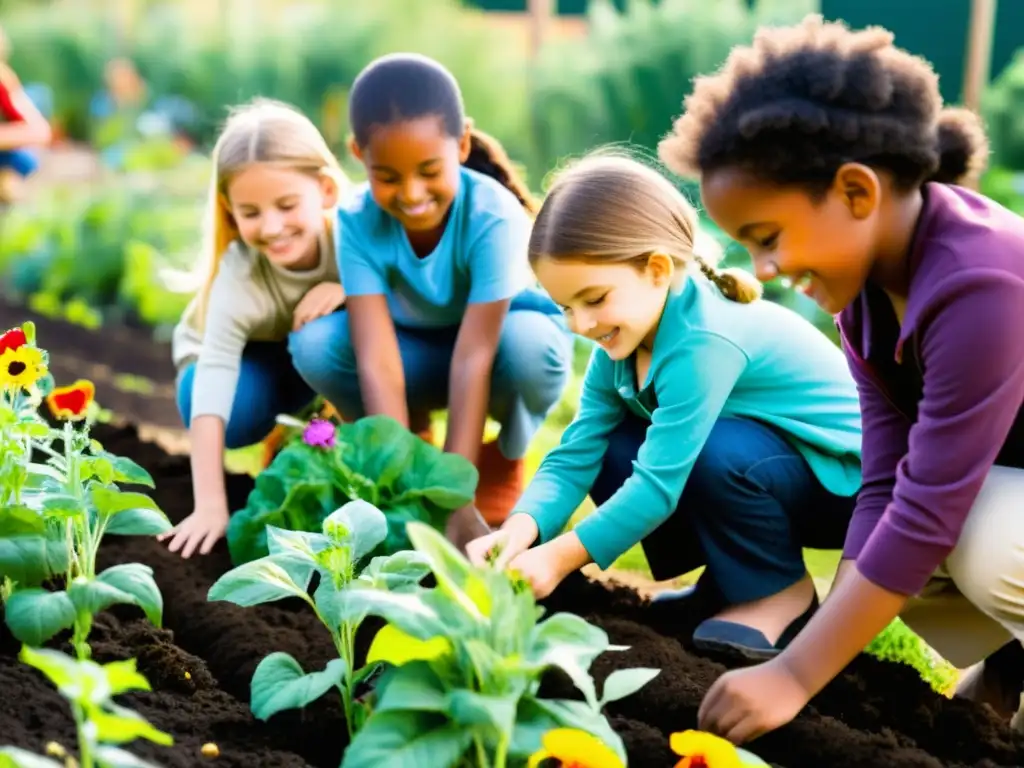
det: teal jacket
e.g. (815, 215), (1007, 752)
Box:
(514, 275), (863, 569)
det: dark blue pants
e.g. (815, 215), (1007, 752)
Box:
(590, 415), (855, 605)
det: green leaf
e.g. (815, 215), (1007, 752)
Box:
(104, 507), (172, 536)
(19, 646), (82, 691)
(0, 747), (64, 767)
(322, 500), (388, 561)
(389, 435), (478, 509)
(103, 658), (152, 696)
(96, 564), (163, 626)
(358, 551), (431, 592)
(373, 661), (447, 715)
(89, 488), (161, 518)
(406, 521), (490, 620)
(5, 589), (76, 646)
(317, 583), (446, 639)
(521, 698), (627, 763)
(265, 526), (328, 563)
(91, 704), (173, 746)
(527, 613), (610, 709)
(445, 689), (517, 733)
(0, 505), (46, 535)
(336, 416), (417, 496)
(208, 558), (311, 607)
(41, 493), (86, 519)
(599, 667), (660, 706)
(94, 746), (164, 768)
(80, 457), (115, 486)
(366, 623), (451, 667)
(249, 652), (347, 720)
(0, 534), (67, 584)
(99, 453), (154, 487)
(341, 710), (472, 768)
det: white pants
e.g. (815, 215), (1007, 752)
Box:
(898, 465), (1024, 719)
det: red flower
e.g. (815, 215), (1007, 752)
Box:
(0, 327), (26, 355)
(46, 380), (95, 421)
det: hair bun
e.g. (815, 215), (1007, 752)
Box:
(930, 107), (989, 185)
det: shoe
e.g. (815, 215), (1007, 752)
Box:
(474, 440), (524, 527)
(692, 591), (820, 661)
(956, 640), (1024, 721)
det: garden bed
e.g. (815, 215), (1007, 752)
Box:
(3, 424), (1024, 767)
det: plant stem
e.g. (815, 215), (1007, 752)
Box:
(493, 732), (510, 768)
(72, 702), (93, 768)
(473, 735), (489, 768)
(1, 576), (12, 603)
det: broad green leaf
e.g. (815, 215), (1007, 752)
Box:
(94, 746), (164, 768)
(265, 526), (327, 563)
(0, 747), (63, 767)
(104, 507), (172, 536)
(41, 493), (86, 519)
(322, 500), (388, 561)
(389, 431), (478, 508)
(5, 589), (76, 646)
(358, 551), (431, 592)
(406, 522), (489, 620)
(0, 534), (67, 585)
(91, 705), (173, 746)
(249, 652), (346, 720)
(336, 416), (416, 496)
(103, 658), (152, 696)
(599, 667), (661, 706)
(319, 583), (446, 639)
(89, 488), (161, 518)
(19, 646), (82, 691)
(446, 689), (517, 733)
(208, 558), (310, 607)
(80, 457), (115, 486)
(527, 613), (610, 710)
(96, 564), (163, 626)
(0, 505), (45, 536)
(341, 710), (471, 768)
(366, 623), (451, 666)
(99, 453), (155, 487)
(523, 698), (628, 763)
(373, 661), (447, 715)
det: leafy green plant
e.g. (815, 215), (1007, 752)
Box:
(341, 522), (660, 768)
(208, 499), (431, 740)
(225, 415), (477, 565)
(0, 645), (171, 768)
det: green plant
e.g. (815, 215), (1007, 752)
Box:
(341, 522), (660, 768)
(0, 646), (171, 768)
(225, 415), (478, 565)
(208, 500), (431, 740)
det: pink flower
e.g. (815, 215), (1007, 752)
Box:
(302, 418), (336, 449)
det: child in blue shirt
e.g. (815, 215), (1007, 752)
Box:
(467, 154), (863, 657)
(289, 53), (572, 529)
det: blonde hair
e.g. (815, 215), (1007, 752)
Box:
(182, 98), (348, 330)
(529, 153), (761, 303)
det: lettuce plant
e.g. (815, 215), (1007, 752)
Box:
(225, 414), (478, 565)
(340, 522), (661, 768)
(0, 645), (171, 768)
(208, 500), (431, 739)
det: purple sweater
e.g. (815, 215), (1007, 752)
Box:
(838, 182), (1024, 596)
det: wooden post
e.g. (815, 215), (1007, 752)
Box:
(962, 0), (997, 113)
(528, 0), (554, 61)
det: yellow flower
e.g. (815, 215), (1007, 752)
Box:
(670, 730), (741, 768)
(0, 345), (46, 391)
(527, 728), (624, 768)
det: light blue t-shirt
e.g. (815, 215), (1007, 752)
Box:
(337, 166), (535, 328)
(513, 275), (864, 570)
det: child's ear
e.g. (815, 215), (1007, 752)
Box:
(646, 252), (675, 286)
(320, 173), (340, 209)
(458, 117), (474, 164)
(833, 163), (880, 220)
(347, 134), (364, 164)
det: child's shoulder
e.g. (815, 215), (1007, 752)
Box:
(215, 240), (261, 283)
(458, 166), (529, 226)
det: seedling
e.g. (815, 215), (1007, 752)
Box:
(208, 499), (431, 739)
(342, 522), (661, 768)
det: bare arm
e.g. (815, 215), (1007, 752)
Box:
(188, 415), (228, 507)
(348, 294), (408, 427)
(0, 85), (51, 150)
(444, 299), (508, 464)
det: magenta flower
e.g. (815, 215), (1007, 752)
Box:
(302, 418), (337, 449)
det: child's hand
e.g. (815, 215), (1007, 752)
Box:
(466, 513), (538, 568)
(158, 500), (229, 558)
(293, 282), (346, 331)
(698, 658), (812, 744)
(507, 542), (566, 600)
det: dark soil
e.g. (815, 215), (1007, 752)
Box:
(4, 423), (1024, 767)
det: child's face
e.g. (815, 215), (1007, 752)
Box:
(352, 116), (471, 234)
(227, 165), (337, 270)
(534, 256), (673, 359)
(700, 166), (879, 315)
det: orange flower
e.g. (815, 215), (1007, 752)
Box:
(46, 380), (95, 421)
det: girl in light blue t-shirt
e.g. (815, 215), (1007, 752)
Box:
(289, 53), (572, 528)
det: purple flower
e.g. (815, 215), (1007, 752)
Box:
(302, 418), (336, 449)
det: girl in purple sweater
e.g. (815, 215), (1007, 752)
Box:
(660, 13), (1024, 744)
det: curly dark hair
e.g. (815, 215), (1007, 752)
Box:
(349, 52), (537, 214)
(659, 14), (990, 194)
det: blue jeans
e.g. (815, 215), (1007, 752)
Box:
(289, 307), (573, 460)
(0, 149), (38, 176)
(591, 414), (855, 605)
(176, 341), (315, 449)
